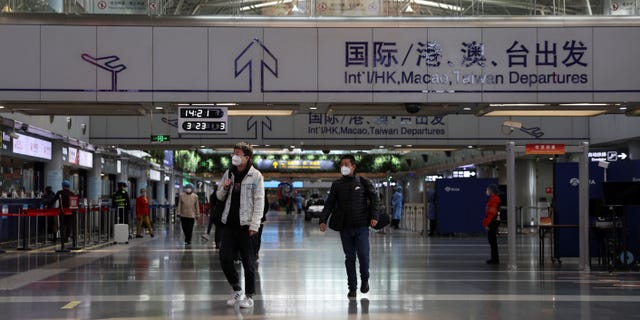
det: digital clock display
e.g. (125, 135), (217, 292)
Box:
(181, 121), (226, 132)
(179, 107), (225, 119)
(178, 106), (228, 134)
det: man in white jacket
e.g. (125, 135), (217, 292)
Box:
(216, 142), (265, 309)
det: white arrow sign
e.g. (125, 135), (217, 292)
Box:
(620, 152), (628, 160)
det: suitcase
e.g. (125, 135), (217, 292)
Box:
(114, 207), (129, 244)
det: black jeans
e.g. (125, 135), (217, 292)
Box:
(487, 220), (500, 261)
(180, 217), (195, 243)
(252, 224), (264, 258)
(206, 213), (215, 235)
(214, 224), (223, 248)
(220, 226), (257, 295)
(339, 226), (370, 291)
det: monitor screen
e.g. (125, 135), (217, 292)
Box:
(602, 181), (640, 206)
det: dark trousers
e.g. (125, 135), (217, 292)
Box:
(252, 224), (264, 258)
(220, 226), (257, 295)
(339, 226), (370, 291)
(214, 224), (223, 248)
(206, 214), (215, 234)
(180, 217), (195, 243)
(488, 220), (500, 261)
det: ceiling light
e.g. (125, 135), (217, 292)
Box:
(558, 103), (610, 106)
(463, 107), (471, 111)
(480, 104), (610, 117)
(0, 105), (4, 109)
(395, 147), (457, 152)
(482, 110), (607, 117)
(216, 103), (238, 106)
(309, 107), (318, 110)
(413, 0), (462, 11)
(489, 103), (548, 107)
(619, 107), (628, 110)
(404, 1), (414, 13)
(154, 106), (163, 110)
(240, 0), (292, 11)
(227, 109), (294, 116)
(467, 145), (474, 149)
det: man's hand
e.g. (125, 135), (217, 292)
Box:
(319, 223), (327, 232)
(224, 178), (232, 190)
(370, 219), (378, 228)
(249, 230), (257, 237)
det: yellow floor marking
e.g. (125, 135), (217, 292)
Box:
(61, 300), (82, 309)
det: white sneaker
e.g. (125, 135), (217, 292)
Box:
(238, 296), (254, 308)
(226, 290), (244, 306)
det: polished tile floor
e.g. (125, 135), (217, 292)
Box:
(1, 211), (640, 320)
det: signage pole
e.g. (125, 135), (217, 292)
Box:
(507, 142), (517, 271)
(579, 142), (590, 271)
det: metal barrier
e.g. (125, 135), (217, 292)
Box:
(0, 204), (115, 252)
(399, 202), (425, 233)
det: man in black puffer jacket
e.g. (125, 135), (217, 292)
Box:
(320, 154), (379, 299)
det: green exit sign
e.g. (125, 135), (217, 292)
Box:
(150, 135), (171, 143)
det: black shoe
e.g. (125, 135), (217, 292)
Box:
(136, 235), (143, 238)
(486, 259), (500, 265)
(347, 290), (357, 299)
(150, 233), (154, 238)
(360, 281), (369, 294)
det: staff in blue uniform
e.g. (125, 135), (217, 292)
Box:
(391, 185), (403, 229)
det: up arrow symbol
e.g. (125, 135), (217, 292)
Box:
(234, 38), (279, 93)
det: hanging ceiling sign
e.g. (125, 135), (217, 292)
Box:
(588, 149), (629, 162)
(2, 24), (640, 104)
(525, 144), (566, 155)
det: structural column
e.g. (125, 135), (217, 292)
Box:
(116, 159), (129, 186)
(579, 142), (590, 271)
(506, 142), (517, 271)
(45, 141), (64, 190)
(87, 154), (102, 204)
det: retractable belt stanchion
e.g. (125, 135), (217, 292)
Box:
(17, 208), (32, 251)
(67, 196), (81, 251)
(66, 209), (81, 251)
(56, 209), (71, 253)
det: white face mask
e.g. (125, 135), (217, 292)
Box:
(340, 166), (352, 176)
(486, 190), (491, 196)
(185, 188), (193, 194)
(231, 155), (243, 166)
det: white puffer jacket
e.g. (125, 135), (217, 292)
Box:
(216, 166), (265, 232)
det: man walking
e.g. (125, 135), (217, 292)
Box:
(319, 154), (379, 299)
(216, 142), (265, 309)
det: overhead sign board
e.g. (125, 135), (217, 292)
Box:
(3, 25), (640, 104)
(588, 149), (629, 162)
(177, 106), (228, 134)
(255, 159), (335, 171)
(525, 144), (566, 155)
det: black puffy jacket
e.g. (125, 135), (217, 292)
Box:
(320, 175), (379, 230)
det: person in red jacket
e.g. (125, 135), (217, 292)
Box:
(482, 184), (501, 265)
(136, 188), (154, 238)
